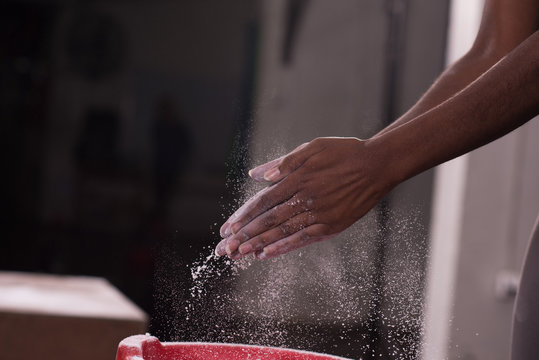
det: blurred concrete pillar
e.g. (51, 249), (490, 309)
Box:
(448, 116), (539, 360)
(421, 2), (483, 358)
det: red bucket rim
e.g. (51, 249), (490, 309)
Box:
(117, 334), (354, 360)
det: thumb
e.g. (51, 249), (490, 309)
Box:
(249, 141), (319, 183)
(248, 156), (283, 182)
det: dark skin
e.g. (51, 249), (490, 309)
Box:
(215, 0), (539, 260)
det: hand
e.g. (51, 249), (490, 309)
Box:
(215, 137), (395, 260)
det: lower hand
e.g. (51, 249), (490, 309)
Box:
(215, 137), (394, 260)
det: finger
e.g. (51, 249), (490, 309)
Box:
(215, 235), (241, 257)
(267, 140), (326, 182)
(256, 224), (333, 259)
(219, 221), (231, 238)
(215, 236), (246, 258)
(251, 140), (324, 183)
(215, 238), (227, 256)
(229, 250), (243, 260)
(256, 234), (333, 260)
(248, 142), (308, 181)
(221, 139), (325, 238)
(219, 186), (273, 237)
(248, 157), (283, 182)
(228, 180), (296, 236)
(224, 195), (308, 255)
(237, 210), (317, 255)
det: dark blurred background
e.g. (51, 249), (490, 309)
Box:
(1, 0), (258, 335)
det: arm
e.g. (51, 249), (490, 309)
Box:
(216, 2), (539, 260)
(376, 0), (539, 137)
(376, 30), (539, 186)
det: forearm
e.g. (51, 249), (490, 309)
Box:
(373, 30), (539, 185)
(375, 50), (504, 138)
(375, 0), (539, 138)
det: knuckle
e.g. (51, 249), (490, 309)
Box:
(282, 155), (300, 171)
(307, 211), (318, 224)
(287, 195), (301, 210)
(258, 194), (272, 209)
(311, 137), (328, 148)
(252, 237), (268, 250)
(238, 230), (250, 241)
(301, 210), (316, 225)
(279, 222), (293, 235)
(299, 230), (311, 243)
(262, 212), (278, 228)
(322, 225), (333, 236)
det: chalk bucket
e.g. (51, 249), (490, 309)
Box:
(116, 334), (352, 360)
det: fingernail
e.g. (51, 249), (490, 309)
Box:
(225, 244), (232, 256)
(249, 167), (266, 181)
(230, 222), (241, 235)
(264, 167), (280, 182)
(215, 241), (226, 256)
(257, 251), (267, 260)
(239, 243), (252, 255)
(220, 223), (231, 237)
(230, 252), (243, 260)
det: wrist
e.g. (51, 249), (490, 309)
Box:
(364, 131), (410, 192)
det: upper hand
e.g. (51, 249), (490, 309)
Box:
(215, 137), (394, 260)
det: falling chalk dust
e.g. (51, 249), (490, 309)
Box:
(153, 143), (429, 360)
